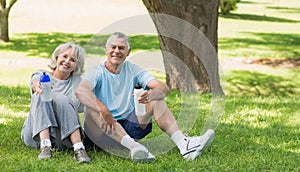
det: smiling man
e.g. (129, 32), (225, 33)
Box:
(76, 32), (215, 162)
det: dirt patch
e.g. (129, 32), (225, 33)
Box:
(246, 58), (300, 68)
(220, 57), (300, 71)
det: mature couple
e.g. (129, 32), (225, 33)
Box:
(21, 32), (215, 163)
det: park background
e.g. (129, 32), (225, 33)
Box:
(0, 0), (299, 171)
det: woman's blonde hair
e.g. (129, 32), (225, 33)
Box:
(48, 42), (85, 76)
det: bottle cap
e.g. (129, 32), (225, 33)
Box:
(40, 72), (51, 82)
(134, 83), (143, 89)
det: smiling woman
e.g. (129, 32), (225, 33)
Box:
(20, 42), (91, 163)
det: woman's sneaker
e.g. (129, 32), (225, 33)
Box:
(181, 129), (215, 160)
(38, 146), (52, 160)
(74, 148), (91, 163)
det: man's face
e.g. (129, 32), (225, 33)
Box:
(105, 36), (130, 65)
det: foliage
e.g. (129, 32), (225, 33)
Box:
(219, 0), (239, 15)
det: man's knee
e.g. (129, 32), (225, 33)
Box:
(150, 100), (168, 113)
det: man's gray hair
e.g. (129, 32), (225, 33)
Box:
(105, 32), (130, 49)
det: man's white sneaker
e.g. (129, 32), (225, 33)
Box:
(181, 129), (215, 160)
(147, 152), (156, 162)
(130, 144), (155, 162)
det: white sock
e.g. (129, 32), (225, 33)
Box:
(73, 142), (85, 151)
(121, 135), (137, 150)
(40, 139), (51, 148)
(171, 130), (186, 151)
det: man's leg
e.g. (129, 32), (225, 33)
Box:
(145, 100), (215, 160)
(84, 108), (155, 162)
(137, 100), (179, 136)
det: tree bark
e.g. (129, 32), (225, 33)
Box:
(0, 0), (18, 42)
(142, 0), (223, 95)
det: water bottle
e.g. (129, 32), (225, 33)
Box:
(40, 72), (52, 102)
(134, 84), (146, 116)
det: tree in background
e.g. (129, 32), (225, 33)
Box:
(219, 0), (240, 15)
(142, 0), (223, 95)
(0, 0), (17, 42)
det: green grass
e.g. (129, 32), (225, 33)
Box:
(219, 32), (300, 59)
(0, 85), (299, 171)
(1, 0), (300, 171)
(225, 68), (300, 96)
(0, 33), (160, 58)
(1, 31), (299, 60)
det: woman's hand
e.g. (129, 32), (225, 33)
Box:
(32, 79), (42, 94)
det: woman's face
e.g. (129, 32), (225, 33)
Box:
(55, 47), (77, 76)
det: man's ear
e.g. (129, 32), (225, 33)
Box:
(104, 47), (107, 54)
(127, 48), (131, 56)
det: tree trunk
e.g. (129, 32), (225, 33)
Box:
(0, 11), (9, 42)
(142, 0), (223, 95)
(0, 0), (18, 42)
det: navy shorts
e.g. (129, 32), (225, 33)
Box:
(117, 110), (152, 140)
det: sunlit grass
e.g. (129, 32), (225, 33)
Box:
(0, 66), (34, 86)
(1, 70), (297, 171)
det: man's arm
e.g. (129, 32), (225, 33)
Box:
(75, 80), (116, 127)
(138, 79), (170, 103)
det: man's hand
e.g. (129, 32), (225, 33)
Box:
(99, 109), (116, 134)
(137, 90), (151, 104)
(136, 89), (167, 104)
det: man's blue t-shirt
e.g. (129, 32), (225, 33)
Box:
(84, 60), (155, 120)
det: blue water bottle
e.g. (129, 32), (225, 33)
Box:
(40, 72), (52, 102)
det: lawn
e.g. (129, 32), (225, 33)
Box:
(0, 0), (300, 171)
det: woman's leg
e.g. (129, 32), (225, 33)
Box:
(21, 94), (56, 159)
(51, 93), (90, 163)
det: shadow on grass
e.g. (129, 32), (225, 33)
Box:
(0, 32), (93, 58)
(225, 70), (299, 97)
(238, 1), (268, 5)
(267, 6), (300, 14)
(219, 32), (300, 59)
(220, 13), (299, 23)
(0, 32), (160, 58)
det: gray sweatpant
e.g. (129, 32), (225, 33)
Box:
(21, 93), (83, 150)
